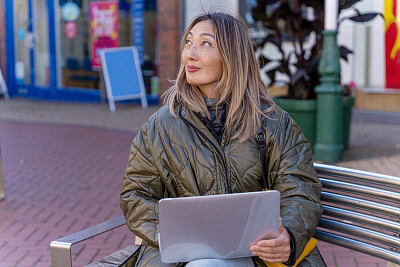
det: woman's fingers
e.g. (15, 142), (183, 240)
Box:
(249, 218), (291, 263)
(250, 244), (289, 254)
(250, 246), (290, 260)
(258, 256), (288, 263)
(255, 236), (287, 247)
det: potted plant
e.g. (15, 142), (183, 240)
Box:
(250, 0), (382, 149)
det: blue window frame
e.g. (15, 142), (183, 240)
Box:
(4, 0), (153, 102)
(5, 0), (100, 101)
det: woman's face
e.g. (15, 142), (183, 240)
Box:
(182, 20), (223, 98)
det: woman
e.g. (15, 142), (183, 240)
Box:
(120, 12), (324, 267)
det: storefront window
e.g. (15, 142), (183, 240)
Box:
(56, 0), (131, 90)
(9, 0), (157, 99)
(14, 0), (30, 85)
(33, 0), (50, 87)
(14, 0), (50, 88)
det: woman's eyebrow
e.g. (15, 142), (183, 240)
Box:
(187, 32), (215, 39)
(201, 33), (215, 39)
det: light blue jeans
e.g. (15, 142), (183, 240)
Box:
(186, 257), (254, 266)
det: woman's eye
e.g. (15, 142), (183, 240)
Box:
(185, 39), (192, 45)
(202, 41), (211, 46)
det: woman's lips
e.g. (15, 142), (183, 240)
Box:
(186, 65), (201, 72)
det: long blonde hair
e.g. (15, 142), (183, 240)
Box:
(163, 12), (275, 142)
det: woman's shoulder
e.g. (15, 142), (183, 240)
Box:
(137, 105), (179, 142)
(260, 99), (289, 124)
(261, 99), (308, 146)
(146, 104), (181, 128)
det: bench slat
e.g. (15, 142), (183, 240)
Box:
(315, 163), (400, 187)
(320, 178), (400, 202)
(315, 230), (400, 265)
(318, 218), (400, 249)
(321, 191), (400, 217)
(323, 205), (400, 233)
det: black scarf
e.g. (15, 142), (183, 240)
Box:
(196, 98), (226, 144)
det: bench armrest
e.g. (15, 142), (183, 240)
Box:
(50, 215), (126, 267)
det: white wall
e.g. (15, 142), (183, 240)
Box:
(183, 0), (239, 28)
(338, 0), (385, 88)
(337, 14), (355, 86)
(369, 0), (385, 88)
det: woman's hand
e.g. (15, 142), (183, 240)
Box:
(249, 218), (291, 263)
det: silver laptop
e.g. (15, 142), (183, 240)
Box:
(158, 190), (280, 263)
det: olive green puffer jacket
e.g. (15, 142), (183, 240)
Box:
(120, 102), (324, 267)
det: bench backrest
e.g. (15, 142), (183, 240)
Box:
(314, 163), (400, 264)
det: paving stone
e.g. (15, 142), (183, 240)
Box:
(0, 119), (136, 265)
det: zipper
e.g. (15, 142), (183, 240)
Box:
(196, 113), (224, 144)
(135, 243), (146, 267)
(179, 108), (231, 193)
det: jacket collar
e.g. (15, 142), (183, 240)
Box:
(178, 104), (225, 150)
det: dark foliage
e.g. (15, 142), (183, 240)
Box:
(250, 0), (382, 99)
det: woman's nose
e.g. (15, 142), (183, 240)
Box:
(186, 44), (198, 60)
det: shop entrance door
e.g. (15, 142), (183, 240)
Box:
(56, 0), (102, 90)
(13, 0), (51, 94)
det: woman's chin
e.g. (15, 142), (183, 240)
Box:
(186, 79), (198, 87)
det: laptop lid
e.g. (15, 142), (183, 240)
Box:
(158, 190), (280, 263)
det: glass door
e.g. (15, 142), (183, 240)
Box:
(33, 0), (50, 87)
(56, 0), (98, 89)
(14, 0), (50, 91)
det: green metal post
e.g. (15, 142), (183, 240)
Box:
(314, 30), (343, 162)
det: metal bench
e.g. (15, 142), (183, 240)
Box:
(50, 163), (400, 266)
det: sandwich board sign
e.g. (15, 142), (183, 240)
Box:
(99, 46), (148, 112)
(0, 67), (9, 100)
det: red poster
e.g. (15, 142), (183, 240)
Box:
(90, 1), (119, 69)
(385, 0), (400, 88)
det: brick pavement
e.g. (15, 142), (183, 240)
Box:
(0, 98), (399, 266)
(0, 121), (137, 266)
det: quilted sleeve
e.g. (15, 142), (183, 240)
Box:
(272, 112), (323, 262)
(120, 116), (165, 248)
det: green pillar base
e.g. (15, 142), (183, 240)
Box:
(314, 30), (344, 163)
(314, 143), (344, 162)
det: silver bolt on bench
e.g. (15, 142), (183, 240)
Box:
(50, 164), (400, 266)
